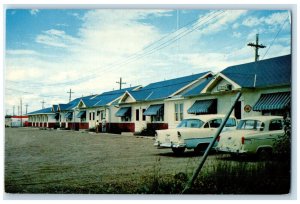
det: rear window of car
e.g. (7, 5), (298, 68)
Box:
(269, 120), (283, 131)
(225, 118), (236, 127)
(237, 120), (264, 130)
(177, 119), (204, 128)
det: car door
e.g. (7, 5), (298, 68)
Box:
(254, 119), (284, 149)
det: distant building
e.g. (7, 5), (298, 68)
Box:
(5, 115), (29, 127)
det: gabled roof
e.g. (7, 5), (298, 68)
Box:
(126, 71), (210, 102)
(27, 107), (53, 115)
(182, 76), (214, 97)
(221, 54), (291, 88)
(52, 105), (58, 112)
(80, 86), (139, 108)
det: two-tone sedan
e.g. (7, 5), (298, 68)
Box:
(154, 114), (237, 155)
(216, 116), (284, 159)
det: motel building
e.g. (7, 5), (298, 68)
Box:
(117, 71), (213, 133)
(116, 54), (291, 134)
(27, 107), (56, 128)
(74, 87), (140, 132)
(26, 54), (291, 135)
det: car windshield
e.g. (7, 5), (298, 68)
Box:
(177, 119), (204, 128)
(237, 120), (264, 130)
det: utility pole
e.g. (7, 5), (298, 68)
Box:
(247, 34), (266, 62)
(67, 89), (74, 102)
(13, 106), (15, 116)
(25, 104), (29, 115)
(116, 77), (126, 90)
(17, 106), (19, 116)
(41, 99), (45, 109)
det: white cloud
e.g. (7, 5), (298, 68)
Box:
(6, 49), (39, 56)
(36, 29), (79, 48)
(30, 9), (39, 15)
(198, 10), (247, 35)
(242, 12), (289, 28)
(232, 31), (241, 38)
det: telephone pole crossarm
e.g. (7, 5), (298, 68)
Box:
(247, 34), (266, 62)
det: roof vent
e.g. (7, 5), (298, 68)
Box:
(217, 84), (232, 91)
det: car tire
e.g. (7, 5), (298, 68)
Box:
(257, 148), (273, 161)
(194, 143), (209, 155)
(172, 147), (185, 155)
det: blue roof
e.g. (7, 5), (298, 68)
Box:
(221, 55), (291, 88)
(82, 86), (138, 108)
(182, 76), (214, 97)
(128, 72), (210, 101)
(28, 107), (53, 115)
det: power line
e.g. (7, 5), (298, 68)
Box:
(261, 13), (290, 60)
(58, 10), (225, 86)
(7, 10), (224, 88)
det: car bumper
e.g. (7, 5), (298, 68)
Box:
(154, 141), (186, 148)
(215, 146), (247, 154)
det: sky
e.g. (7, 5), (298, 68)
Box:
(4, 9), (291, 115)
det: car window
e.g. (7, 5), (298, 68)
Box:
(269, 120), (283, 131)
(204, 123), (209, 128)
(209, 119), (222, 128)
(237, 120), (263, 130)
(177, 119), (204, 128)
(225, 118), (236, 127)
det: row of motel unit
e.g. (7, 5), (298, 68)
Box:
(27, 54), (291, 134)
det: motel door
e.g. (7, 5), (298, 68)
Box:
(234, 101), (241, 119)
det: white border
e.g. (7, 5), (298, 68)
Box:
(1, 1), (299, 202)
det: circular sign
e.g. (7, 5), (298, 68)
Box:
(244, 105), (252, 112)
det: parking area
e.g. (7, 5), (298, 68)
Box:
(5, 127), (264, 193)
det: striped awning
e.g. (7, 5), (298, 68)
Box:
(143, 104), (164, 116)
(65, 112), (73, 119)
(187, 99), (216, 114)
(115, 107), (131, 117)
(253, 92), (291, 111)
(76, 111), (86, 118)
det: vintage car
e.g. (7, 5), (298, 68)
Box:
(216, 116), (284, 159)
(154, 114), (237, 154)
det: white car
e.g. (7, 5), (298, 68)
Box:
(216, 116), (284, 159)
(154, 114), (237, 154)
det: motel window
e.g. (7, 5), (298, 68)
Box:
(100, 111), (105, 120)
(175, 103), (184, 121)
(136, 109), (140, 121)
(93, 112), (95, 120)
(121, 116), (131, 122)
(97, 111), (100, 116)
(89, 112), (92, 120)
(142, 109), (146, 121)
(151, 107), (164, 122)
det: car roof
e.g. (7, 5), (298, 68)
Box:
(185, 114), (236, 122)
(240, 115), (283, 122)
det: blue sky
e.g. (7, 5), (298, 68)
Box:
(5, 9), (291, 114)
